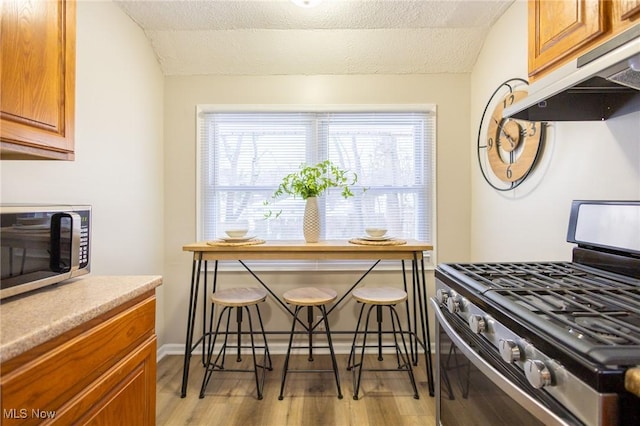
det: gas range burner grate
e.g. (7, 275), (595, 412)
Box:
(512, 290), (640, 346)
(450, 261), (638, 292)
(570, 316), (633, 345)
(448, 261), (640, 349)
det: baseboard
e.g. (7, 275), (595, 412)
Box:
(158, 342), (356, 362)
(156, 341), (434, 363)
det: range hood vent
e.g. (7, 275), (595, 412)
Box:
(504, 24), (640, 122)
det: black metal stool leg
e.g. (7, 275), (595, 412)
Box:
(347, 303), (366, 371)
(353, 304), (376, 400)
(243, 306), (264, 400)
(307, 306), (314, 362)
(236, 307), (243, 362)
(376, 305), (384, 361)
(388, 305), (403, 368)
(216, 307), (232, 369)
(255, 304), (273, 371)
(278, 305), (301, 400)
(320, 304), (343, 399)
(389, 305), (419, 399)
(199, 306), (231, 398)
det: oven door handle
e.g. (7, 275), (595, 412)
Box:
(431, 299), (572, 426)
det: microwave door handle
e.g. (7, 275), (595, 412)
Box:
(68, 212), (81, 272)
(50, 212), (81, 274)
(430, 299), (571, 426)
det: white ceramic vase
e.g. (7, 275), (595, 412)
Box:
(303, 197), (321, 243)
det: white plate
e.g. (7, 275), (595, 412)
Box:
(219, 235), (256, 242)
(360, 235), (392, 241)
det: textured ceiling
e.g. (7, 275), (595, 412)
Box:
(115, 0), (513, 76)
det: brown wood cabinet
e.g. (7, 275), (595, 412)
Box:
(612, 0), (640, 31)
(528, 0), (640, 81)
(0, 292), (157, 425)
(0, 0), (76, 160)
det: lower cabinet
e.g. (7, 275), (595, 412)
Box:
(1, 292), (156, 425)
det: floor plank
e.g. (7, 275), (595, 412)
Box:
(157, 354), (436, 426)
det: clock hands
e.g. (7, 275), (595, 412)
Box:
(492, 117), (517, 148)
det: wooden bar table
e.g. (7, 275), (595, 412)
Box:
(180, 239), (434, 398)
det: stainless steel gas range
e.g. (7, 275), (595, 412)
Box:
(432, 200), (640, 426)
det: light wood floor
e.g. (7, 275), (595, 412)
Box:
(157, 354), (437, 425)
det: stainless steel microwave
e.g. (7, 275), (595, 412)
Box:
(1, 205), (91, 300)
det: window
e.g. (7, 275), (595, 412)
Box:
(197, 106), (435, 255)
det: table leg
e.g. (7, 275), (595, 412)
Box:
(180, 255), (202, 398)
(202, 260), (208, 366)
(401, 260), (417, 365)
(414, 253), (435, 396)
(204, 261), (218, 366)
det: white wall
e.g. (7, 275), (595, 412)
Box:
(0, 2), (166, 340)
(470, 1), (640, 262)
(163, 74), (472, 347)
(11, 0), (626, 354)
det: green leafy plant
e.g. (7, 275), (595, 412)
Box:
(264, 160), (359, 218)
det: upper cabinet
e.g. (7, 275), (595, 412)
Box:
(612, 0), (640, 31)
(1, 0), (76, 160)
(528, 0), (640, 81)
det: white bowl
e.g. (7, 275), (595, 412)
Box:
(225, 229), (248, 238)
(365, 228), (387, 238)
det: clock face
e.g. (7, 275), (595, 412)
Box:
(477, 79), (546, 191)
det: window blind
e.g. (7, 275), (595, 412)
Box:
(197, 108), (435, 250)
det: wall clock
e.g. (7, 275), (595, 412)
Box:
(477, 78), (546, 191)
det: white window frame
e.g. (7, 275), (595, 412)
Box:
(196, 104), (437, 271)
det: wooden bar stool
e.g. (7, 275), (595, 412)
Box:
(278, 287), (343, 400)
(347, 287), (419, 400)
(199, 287), (272, 400)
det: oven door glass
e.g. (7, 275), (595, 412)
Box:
(433, 302), (582, 426)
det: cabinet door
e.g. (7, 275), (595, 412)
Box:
(0, 0), (76, 160)
(528, 0), (605, 78)
(612, 0), (640, 32)
(54, 336), (157, 426)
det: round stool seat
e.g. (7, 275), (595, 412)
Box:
(283, 287), (337, 306)
(352, 287), (407, 305)
(348, 286), (417, 400)
(211, 287), (268, 307)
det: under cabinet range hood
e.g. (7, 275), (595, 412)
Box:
(504, 24), (640, 122)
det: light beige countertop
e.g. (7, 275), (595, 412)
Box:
(0, 275), (162, 364)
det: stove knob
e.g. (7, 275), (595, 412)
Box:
(498, 339), (521, 363)
(468, 315), (486, 334)
(446, 296), (461, 314)
(436, 289), (449, 305)
(524, 360), (552, 389)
